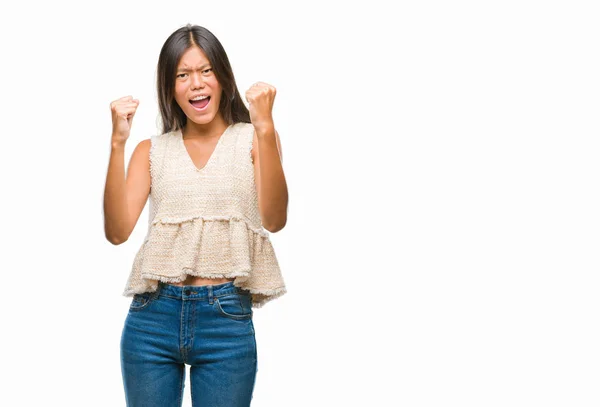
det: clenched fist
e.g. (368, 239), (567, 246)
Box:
(110, 95), (140, 146)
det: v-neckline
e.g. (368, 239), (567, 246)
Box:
(180, 124), (233, 172)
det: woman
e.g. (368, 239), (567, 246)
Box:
(103, 24), (288, 406)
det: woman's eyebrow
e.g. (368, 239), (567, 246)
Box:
(177, 63), (210, 72)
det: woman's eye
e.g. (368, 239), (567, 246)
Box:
(177, 69), (210, 79)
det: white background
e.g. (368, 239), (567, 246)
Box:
(1, 0), (599, 406)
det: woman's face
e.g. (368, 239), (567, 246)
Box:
(174, 46), (223, 125)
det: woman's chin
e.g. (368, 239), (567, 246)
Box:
(186, 113), (216, 125)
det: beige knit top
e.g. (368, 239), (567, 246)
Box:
(122, 121), (286, 308)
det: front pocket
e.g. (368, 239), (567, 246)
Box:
(129, 293), (154, 311)
(214, 294), (253, 320)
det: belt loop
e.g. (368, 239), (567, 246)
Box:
(151, 284), (160, 300)
(208, 285), (214, 305)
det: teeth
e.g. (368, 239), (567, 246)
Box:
(191, 95), (209, 101)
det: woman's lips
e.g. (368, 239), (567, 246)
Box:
(189, 96), (211, 111)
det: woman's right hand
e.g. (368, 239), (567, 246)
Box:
(110, 96), (140, 146)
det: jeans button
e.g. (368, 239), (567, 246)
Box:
(184, 289), (190, 295)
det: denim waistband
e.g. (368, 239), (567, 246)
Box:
(155, 280), (245, 300)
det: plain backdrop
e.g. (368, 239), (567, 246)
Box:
(1, 0), (599, 406)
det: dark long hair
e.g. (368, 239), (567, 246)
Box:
(156, 24), (250, 134)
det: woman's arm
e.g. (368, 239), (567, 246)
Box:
(252, 126), (288, 233)
(103, 139), (151, 244)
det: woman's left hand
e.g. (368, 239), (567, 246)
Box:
(245, 81), (276, 133)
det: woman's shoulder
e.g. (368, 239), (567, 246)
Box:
(149, 129), (180, 148)
(132, 138), (152, 155)
(233, 121), (252, 130)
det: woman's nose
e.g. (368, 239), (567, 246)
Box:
(191, 73), (204, 89)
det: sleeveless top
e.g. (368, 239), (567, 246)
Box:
(122, 122), (287, 308)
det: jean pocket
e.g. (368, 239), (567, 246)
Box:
(214, 293), (253, 320)
(129, 292), (154, 311)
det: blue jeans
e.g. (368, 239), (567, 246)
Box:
(120, 281), (258, 406)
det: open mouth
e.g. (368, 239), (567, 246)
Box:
(189, 96), (211, 110)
